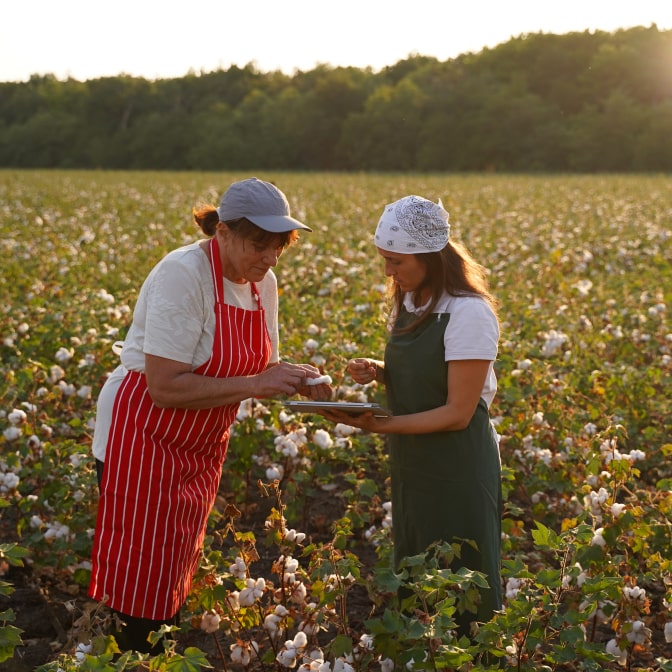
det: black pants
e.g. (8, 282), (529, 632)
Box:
(95, 459), (181, 655)
(110, 610), (180, 655)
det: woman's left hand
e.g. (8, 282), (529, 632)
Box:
(317, 409), (392, 433)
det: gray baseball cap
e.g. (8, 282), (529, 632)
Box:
(217, 177), (311, 233)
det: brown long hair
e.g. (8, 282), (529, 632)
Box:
(390, 240), (498, 333)
(192, 205), (299, 249)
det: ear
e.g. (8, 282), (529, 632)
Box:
(216, 221), (233, 239)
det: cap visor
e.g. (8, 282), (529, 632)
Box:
(248, 214), (312, 233)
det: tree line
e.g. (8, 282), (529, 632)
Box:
(1, 25), (670, 172)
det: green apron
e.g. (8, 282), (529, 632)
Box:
(384, 305), (503, 623)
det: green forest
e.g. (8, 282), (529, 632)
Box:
(1, 25), (671, 172)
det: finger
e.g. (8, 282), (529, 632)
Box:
(293, 363), (319, 376)
(312, 384), (332, 400)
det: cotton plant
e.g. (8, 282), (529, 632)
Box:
(363, 501), (393, 548)
(186, 482), (383, 672)
(231, 639), (260, 666)
(599, 583), (654, 667)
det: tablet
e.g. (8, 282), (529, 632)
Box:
(283, 401), (393, 417)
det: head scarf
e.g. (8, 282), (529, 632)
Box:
(374, 195), (450, 253)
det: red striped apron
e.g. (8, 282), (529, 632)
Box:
(89, 236), (271, 619)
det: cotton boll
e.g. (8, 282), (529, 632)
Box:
(279, 410), (294, 424)
(229, 556), (247, 579)
(200, 610), (221, 633)
(264, 612), (282, 633)
(277, 647), (298, 667)
(664, 621), (672, 643)
(0, 472), (20, 492)
(7, 409), (27, 425)
(334, 423), (357, 437)
(3, 426), (22, 442)
(380, 659), (394, 672)
(283, 528), (306, 544)
(605, 639), (627, 665)
(625, 620), (650, 644)
(77, 385), (92, 399)
(55, 347), (74, 363)
(75, 642), (92, 662)
(293, 631), (308, 649)
(267, 464), (284, 481)
(305, 374), (332, 386)
(313, 429), (333, 449)
(58, 381), (76, 396)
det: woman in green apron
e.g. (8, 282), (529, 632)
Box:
(327, 194), (502, 635)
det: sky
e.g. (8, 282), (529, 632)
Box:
(3, 0), (672, 83)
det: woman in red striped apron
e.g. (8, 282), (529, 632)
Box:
(89, 178), (331, 653)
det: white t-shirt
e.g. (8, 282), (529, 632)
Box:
(92, 242), (280, 460)
(400, 292), (499, 407)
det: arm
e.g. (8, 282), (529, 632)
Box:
(145, 355), (328, 409)
(328, 359), (491, 434)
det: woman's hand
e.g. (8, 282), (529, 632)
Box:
(263, 362), (333, 400)
(257, 362), (319, 397)
(347, 358), (382, 385)
(318, 409), (393, 433)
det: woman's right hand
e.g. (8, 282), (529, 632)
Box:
(256, 362), (322, 397)
(347, 358), (379, 385)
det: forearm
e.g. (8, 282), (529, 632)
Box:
(146, 357), (327, 409)
(374, 401), (477, 434)
(149, 370), (258, 409)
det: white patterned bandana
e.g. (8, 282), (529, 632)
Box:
(374, 195), (450, 253)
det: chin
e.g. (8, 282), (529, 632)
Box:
(247, 270), (269, 282)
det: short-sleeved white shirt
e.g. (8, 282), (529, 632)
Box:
(400, 292), (499, 407)
(92, 242), (279, 460)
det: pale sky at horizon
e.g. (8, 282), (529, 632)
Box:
(3, 0), (671, 83)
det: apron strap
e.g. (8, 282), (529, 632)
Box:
(209, 236), (263, 310)
(208, 237), (225, 305)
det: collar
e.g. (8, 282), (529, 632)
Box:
(402, 293), (431, 315)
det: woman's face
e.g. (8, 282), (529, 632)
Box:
(377, 247), (428, 296)
(220, 227), (285, 283)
